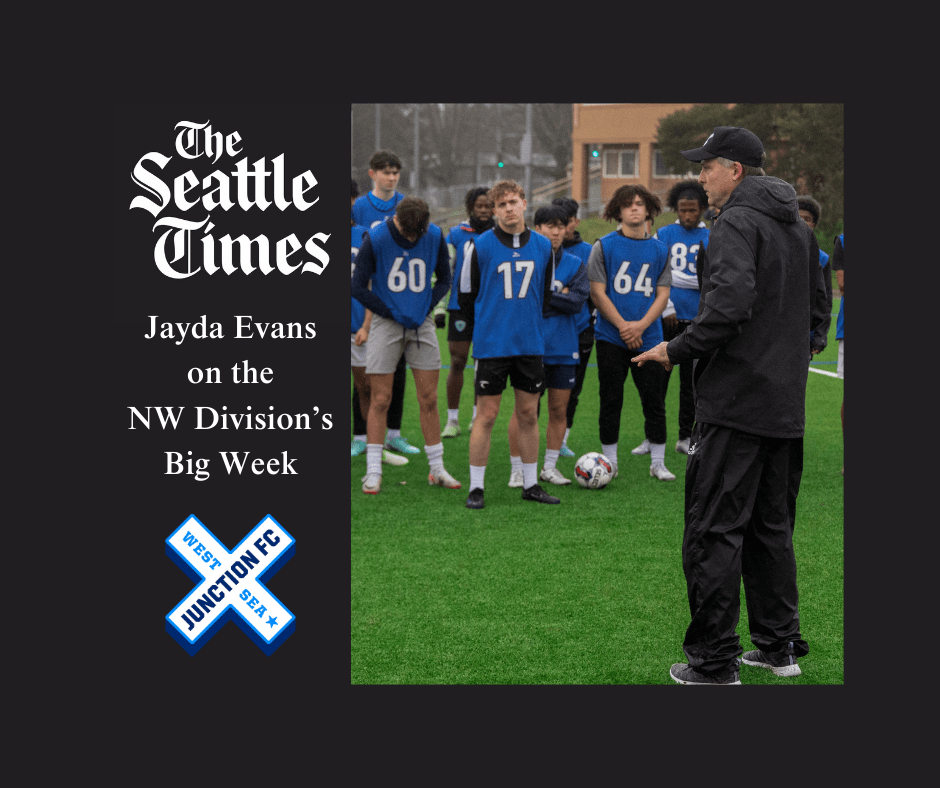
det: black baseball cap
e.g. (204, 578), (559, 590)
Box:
(681, 126), (764, 167)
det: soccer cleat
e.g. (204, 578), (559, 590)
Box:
(361, 473), (382, 495)
(508, 470), (524, 488)
(382, 450), (408, 466)
(441, 423), (460, 439)
(559, 441), (576, 458)
(429, 468), (462, 489)
(675, 437), (691, 454)
(741, 646), (802, 677)
(521, 484), (560, 504)
(385, 435), (420, 454)
(650, 463), (676, 481)
(670, 663), (741, 685)
(611, 463), (619, 479)
(466, 488), (485, 509)
(351, 439), (366, 457)
(631, 439), (651, 455)
(539, 467), (572, 486)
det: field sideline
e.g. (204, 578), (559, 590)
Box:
(351, 311), (844, 685)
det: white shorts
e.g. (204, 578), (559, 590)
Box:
(366, 314), (441, 374)
(351, 333), (367, 368)
(837, 338), (844, 379)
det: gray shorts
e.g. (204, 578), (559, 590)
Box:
(351, 333), (367, 367)
(837, 338), (844, 379)
(366, 313), (441, 374)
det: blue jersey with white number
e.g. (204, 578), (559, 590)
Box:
(368, 220), (444, 329)
(471, 230), (553, 359)
(352, 191), (405, 230)
(654, 221), (709, 321)
(564, 239), (593, 333)
(596, 232), (669, 352)
(351, 224), (369, 333)
(544, 251), (583, 365)
(446, 223), (482, 311)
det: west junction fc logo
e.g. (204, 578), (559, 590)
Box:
(165, 514), (295, 655)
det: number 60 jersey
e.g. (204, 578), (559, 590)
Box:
(353, 218), (449, 330)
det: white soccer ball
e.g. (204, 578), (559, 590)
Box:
(575, 452), (613, 489)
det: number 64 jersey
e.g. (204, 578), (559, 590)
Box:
(594, 232), (670, 353)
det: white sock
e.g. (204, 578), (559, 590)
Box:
(510, 455), (523, 472)
(602, 443), (618, 467)
(425, 441), (444, 471)
(470, 464), (486, 490)
(563, 428), (570, 444)
(651, 443), (666, 466)
(386, 428), (401, 440)
(472, 406), (477, 420)
(447, 409), (459, 423)
(353, 434), (366, 443)
(522, 462), (538, 489)
(544, 448), (559, 471)
(366, 444), (383, 476)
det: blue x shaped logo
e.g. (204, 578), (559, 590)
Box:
(165, 514), (295, 655)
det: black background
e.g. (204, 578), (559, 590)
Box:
(10, 105), (348, 750)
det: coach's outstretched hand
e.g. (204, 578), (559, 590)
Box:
(632, 341), (673, 371)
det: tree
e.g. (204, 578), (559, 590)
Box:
(656, 103), (844, 231)
(531, 104), (573, 181)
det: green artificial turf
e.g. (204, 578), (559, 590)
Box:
(351, 304), (844, 685)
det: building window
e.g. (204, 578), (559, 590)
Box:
(603, 147), (638, 178)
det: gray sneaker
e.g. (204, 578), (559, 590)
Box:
(650, 462), (676, 481)
(670, 663), (741, 685)
(741, 644), (801, 677)
(361, 473), (382, 495)
(539, 467), (571, 486)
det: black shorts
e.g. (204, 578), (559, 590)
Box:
(474, 355), (545, 396)
(544, 363), (577, 390)
(447, 309), (474, 343)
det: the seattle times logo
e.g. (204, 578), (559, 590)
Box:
(166, 514), (295, 655)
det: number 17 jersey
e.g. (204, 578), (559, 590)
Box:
(470, 229), (553, 359)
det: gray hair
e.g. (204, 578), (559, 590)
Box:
(716, 156), (765, 177)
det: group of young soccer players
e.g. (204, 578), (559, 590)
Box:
(351, 149), (714, 509)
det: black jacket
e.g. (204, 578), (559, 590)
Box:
(666, 176), (828, 439)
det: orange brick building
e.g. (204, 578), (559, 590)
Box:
(571, 103), (706, 215)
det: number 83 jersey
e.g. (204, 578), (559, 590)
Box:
(368, 220), (445, 329)
(595, 232), (669, 353)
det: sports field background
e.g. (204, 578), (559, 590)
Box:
(351, 213), (844, 685)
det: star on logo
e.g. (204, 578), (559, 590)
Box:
(165, 514), (296, 656)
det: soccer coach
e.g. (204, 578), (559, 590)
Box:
(632, 127), (829, 685)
